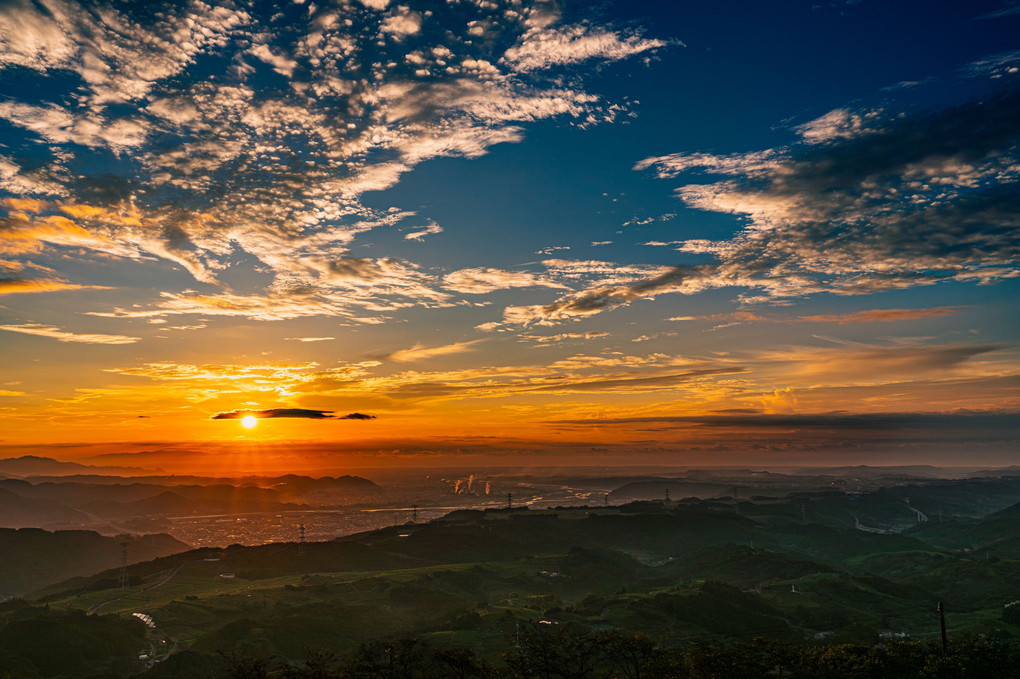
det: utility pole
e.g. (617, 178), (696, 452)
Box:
(937, 602), (948, 653)
(412, 504), (418, 523)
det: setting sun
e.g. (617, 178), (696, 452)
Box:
(241, 415), (258, 429)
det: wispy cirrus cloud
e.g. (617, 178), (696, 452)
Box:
(549, 411), (1020, 436)
(668, 306), (962, 325)
(0, 323), (139, 344)
(373, 340), (486, 363)
(520, 331), (610, 344)
(0, 277), (108, 296)
(796, 307), (964, 324)
(750, 340), (1008, 384)
(503, 265), (694, 325)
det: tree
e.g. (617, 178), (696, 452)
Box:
(341, 638), (434, 679)
(281, 650), (343, 679)
(503, 625), (608, 679)
(432, 647), (498, 679)
(221, 652), (272, 679)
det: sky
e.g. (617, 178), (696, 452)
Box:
(0, 0), (1018, 473)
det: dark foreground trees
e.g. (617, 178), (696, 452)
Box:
(212, 628), (1020, 679)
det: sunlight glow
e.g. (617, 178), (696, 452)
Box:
(241, 415), (258, 429)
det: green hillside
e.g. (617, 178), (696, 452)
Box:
(3, 481), (1020, 678)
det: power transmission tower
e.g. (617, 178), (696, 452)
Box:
(412, 504), (418, 523)
(118, 540), (129, 589)
(507, 492), (512, 509)
(298, 523), (306, 556)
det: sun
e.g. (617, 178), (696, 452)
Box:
(241, 415), (258, 429)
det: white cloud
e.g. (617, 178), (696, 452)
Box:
(250, 43), (300, 77)
(502, 23), (669, 72)
(634, 150), (781, 178)
(379, 6), (422, 38)
(443, 267), (569, 294)
(794, 107), (882, 144)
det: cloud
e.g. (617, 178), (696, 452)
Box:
(404, 222), (443, 241)
(379, 6), (422, 39)
(502, 22), (669, 72)
(0, 0), (669, 321)
(249, 44), (300, 77)
(523, 367), (747, 393)
(97, 349), (746, 408)
(633, 66), (1020, 306)
(796, 307), (964, 324)
(285, 337), (336, 343)
(793, 108), (883, 144)
(0, 323), (140, 344)
(752, 341), (1007, 383)
(666, 307), (961, 325)
(442, 267), (570, 294)
(373, 340), (485, 363)
(549, 411), (1020, 435)
(975, 4), (1020, 19)
(212, 408), (376, 420)
(503, 265), (695, 325)
(669, 311), (765, 323)
(521, 331), (610, 344)
(761, 387), (798, 414)
(0, 277), (108, 295)
(634, 150), (781, 177)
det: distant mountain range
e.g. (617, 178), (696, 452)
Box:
(0, 455), (159, 477)
(0, 465), (383, 531)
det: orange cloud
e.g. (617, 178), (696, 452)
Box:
(60, 203), (143, 226)
(1, 197), (49, 214)
(0, 323), (140, 344)
(0, 277), (109, 295)
(374, 340), (485, 363)
(796, 307), (963, 324)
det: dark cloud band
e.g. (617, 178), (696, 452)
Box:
(212, 409), (375, 420)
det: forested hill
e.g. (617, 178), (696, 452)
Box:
(3, 477), (1020, 678)
(0, 528), (189, 598)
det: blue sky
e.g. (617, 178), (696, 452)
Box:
(0, 0), (1017, 470)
